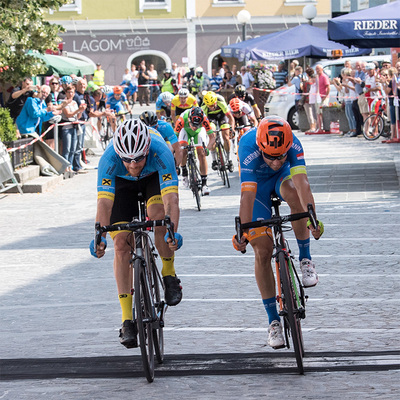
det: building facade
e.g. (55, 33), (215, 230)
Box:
(47, 0), (332, 84)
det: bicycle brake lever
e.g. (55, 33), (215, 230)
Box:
(235, 216), (246, 254)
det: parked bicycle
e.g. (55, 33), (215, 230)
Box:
(235, 196), (317, 374)
(182, 137), (203, 211)
(95, 194), (174, 382)
(363, 102), (390, 141)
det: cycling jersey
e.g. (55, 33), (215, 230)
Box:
(201, 94), (229, 116)
(229, 99), (254, 118)
(106, 93), (128, 113)
(238, 128), (306, 220)
(171, 94), (198, 111)
(154, 119), (178, 145)
(174, 108), (213, 136)
(97, 128), (178, 202)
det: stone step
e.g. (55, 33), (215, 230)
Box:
(7, 174), (64, 193)
(14, 165), (41, 184)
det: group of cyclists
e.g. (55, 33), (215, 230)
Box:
(90, 76), (324, 352)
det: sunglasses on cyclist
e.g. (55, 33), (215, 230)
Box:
(121, 154), (147, 164)
(262, 152), (287, 161)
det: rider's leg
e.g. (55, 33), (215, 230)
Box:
(221, 128), (231, 160)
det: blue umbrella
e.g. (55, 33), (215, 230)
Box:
(221, 25), (371, 61)
(328, 1), (400, 48)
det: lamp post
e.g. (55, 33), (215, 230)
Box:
(237, 10), (251, 42)
(302, 4), (317, 26)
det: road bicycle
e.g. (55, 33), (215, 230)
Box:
(363, 102), (390, 141)
(182, 137), (203, 211)
(214, 128), (230, 188)
(98, 111), (131, 150)
(235, 196), (317, 374)
(233, 123), (253, 153)
(95, 195), (174, 382)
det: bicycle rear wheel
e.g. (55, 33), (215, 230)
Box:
(363, 114), (384, 141)
(217, 144), (230, 188)
(278, 251), (304, 374)
(134, 251), (155, 382)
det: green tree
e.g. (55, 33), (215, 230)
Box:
(0, 0), (69, 83)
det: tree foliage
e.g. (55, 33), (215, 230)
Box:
(0, 0), (70, 83)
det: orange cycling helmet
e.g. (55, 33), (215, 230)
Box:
(256, 116), (293, 157)
(113, 85), (123, 95)
(229, 98), (241, 113)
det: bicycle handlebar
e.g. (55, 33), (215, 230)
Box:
(94, 216), (175, 246)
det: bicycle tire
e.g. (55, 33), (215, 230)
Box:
(278, 251), (304, 374)
(99, 117), (108, 150)
(188, 156), (201, 211)
(148, 248), (164, 364)
(363, 114), (384, 141)
(134, 245), (155, 383)
(219, 144), (230, 188)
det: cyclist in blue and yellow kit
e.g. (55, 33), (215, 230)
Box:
(106, 85), (131, 115)
(232, 116), (323, 350)
(90, 117), (183, 349)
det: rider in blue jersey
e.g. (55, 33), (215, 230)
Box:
(233, 116), (323, 350)
(91, 117), (183, 349)
(156, 91), (174, 118)
(106, 86), (131, 114)
(139, 110), (182, 168)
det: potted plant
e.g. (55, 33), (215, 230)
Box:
(0, 108), (34, 169)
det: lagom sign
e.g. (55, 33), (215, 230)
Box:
(72, 37), (151, 53)
(353, 19), (397, 31)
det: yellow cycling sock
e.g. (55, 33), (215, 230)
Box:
(161, 255), (175, 277)
(118, 293), (133, 322)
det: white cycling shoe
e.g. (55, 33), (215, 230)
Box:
(267, 320), (285, 349)
(182, 176), (189, 188)
(202, 185), (210, 196)
(300, 258), (319, 287)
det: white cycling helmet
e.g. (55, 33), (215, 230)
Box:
(71, 77), (83, 85)
(161, 92), (174, 102)
(113, 119), (151, 160)
(178, 88), (189, 97)
(195, 66), (203, 73)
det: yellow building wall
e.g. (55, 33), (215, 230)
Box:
(197, 0), (330, 18)
(46, 0), (186, 21)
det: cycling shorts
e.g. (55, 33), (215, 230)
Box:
(208, 113), (230, 130)
(178, 127), (208, 147)
(109, 102), (125, 114)
(110, 173), (163, 237)
(123, 83), (137, 96)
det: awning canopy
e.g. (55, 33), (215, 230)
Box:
(33, 53), (95, 77)
(221, 24), (371, 62)
(328, 1), (400, 48)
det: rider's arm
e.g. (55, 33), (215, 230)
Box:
(161, 192), (180, 232)
(226, 110), (235, 129)
(252, 104), (261, 119)
(94, 197), (113, 258)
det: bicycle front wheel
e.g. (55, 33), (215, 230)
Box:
(188, 157), (201, 211)
(279, 251), (304, 374)
(134, 253), (155, 382)
(217, 144), (230, 188)
(363, 114), (384, 141)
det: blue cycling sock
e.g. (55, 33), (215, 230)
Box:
(263, 297), (280, 324)
(297, 238), (311, 261)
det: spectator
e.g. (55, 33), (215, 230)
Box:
(161, 69), (177, 95)
(288, 66), (303, 111)
(123, 64), (138, 105)
(148, 64), (160, 102)
(171, 62), (181, 83)
(183, 66), (195, 84)
(219, 62), (228, 79)
(273, 61), (288, 88)
(315, 64), (330, 132)
(137, 64), (150, 106)
(232, 64), (238, 77)
(5, 77), (39, 122)
(382, 66), (400, 143)
(303, 68), (317, 133)
(16, 85), (60, 136)
(348, 61), (367, 137)
(333, 68), (357, 136)
(364, 63), (381, 112)
(209, 69), (223, 92)
(239, 66), (254, 89)
(223, 71), (236, 89)
(60, 85), (86, 174)
(121, 68), (131, 85)
(289, 59), (299, 79)
(93, 63), (105, 86)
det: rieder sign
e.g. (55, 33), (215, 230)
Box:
(72, 36), (151, 52)
(353, 19), (397, 30)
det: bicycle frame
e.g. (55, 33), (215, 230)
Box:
(183, 138), (202, 211)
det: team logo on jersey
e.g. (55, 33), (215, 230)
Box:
(162, 173), (172, 182)
(102, 179), (112, 186)
(297, 152), (304, 161)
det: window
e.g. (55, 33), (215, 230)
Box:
(59, 0), (82, 13)
(212, 0), (245, 6)
(284, 0), (317, 6)
(139, 0), (171, 12)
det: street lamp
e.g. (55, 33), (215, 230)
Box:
(302, 4), (317, 26)
(237, 10), (251, 42)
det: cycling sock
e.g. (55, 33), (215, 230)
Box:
(201, 175), (207, 186)
(119, 293), (133, 322)
(297, 238), (311, 261)
(181, 165), (188, 177)
(263, 297), (281, 324)
(161, 255), (175, 277)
